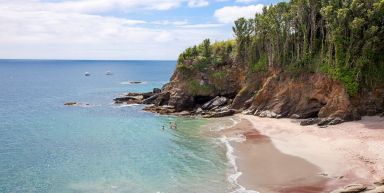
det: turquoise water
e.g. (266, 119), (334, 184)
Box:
(0, 60), (233, 193)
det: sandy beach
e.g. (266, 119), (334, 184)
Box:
(217, 115), (384, 193)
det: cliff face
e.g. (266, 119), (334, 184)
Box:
(142, 59), (384, 126)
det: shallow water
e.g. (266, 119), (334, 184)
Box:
(0, 60), (234, 193)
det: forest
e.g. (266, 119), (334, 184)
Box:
(177, 0), (384, 96)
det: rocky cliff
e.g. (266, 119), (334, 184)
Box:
(114, 56), (383, 126)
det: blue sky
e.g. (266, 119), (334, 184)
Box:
(0, 0), (283, 60)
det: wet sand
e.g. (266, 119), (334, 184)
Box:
(218, 115), (384, 193)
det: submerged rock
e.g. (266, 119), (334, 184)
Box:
(64, 102), (77, 106)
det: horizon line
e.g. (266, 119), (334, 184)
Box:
(0, 58), (177, 62)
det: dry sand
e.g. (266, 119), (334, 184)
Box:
(218, 115), (384, 193)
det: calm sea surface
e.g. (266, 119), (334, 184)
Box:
(0, 60), (234, 193)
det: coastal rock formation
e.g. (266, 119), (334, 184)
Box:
(115, 62), (384, 125)
(130, 63), (383, 125)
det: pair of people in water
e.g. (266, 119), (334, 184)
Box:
(162, 122), (177, 130)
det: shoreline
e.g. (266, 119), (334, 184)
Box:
(215, 115), (384, 193)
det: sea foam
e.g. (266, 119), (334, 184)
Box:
(213, 118), (259, 193)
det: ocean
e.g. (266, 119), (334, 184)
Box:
(0, 60), (242, 193)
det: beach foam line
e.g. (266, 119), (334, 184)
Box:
(212, 117), (259, 193)
(209, 117), (241, 132)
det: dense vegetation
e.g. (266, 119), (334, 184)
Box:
(178, 0), (384, 96)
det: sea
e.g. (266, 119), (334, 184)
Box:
(0, 60), (251, 193)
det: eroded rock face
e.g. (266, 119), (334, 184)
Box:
(246, 73), (354, 120)
(115, 59), (383, 124)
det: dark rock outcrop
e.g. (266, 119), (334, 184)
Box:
(201, 96), (229, 110)
(300, 118), (321, 126)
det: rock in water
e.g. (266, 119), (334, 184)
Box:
(64, 102), (77, 106)
(153, 88), (161, 93)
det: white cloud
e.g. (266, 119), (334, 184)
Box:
(0, 1), (231, 60)
(179, 24), (224, 28)
(214, 4), (264, 23)
(235, 0), (258, 4)
(187, 0), (209, 8)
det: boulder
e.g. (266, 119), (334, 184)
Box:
(317, 117), (344, 126)
(331, 184), (367, 193)
(153, 88), (162, 93)
(195, 108), (203, 114)
(317, 118), (333, 126)
(202, 96), (228, 110)
(258, 110), (278, 118)
(114, 96), (143, 104)
(328, 117), (344, 125)
(300, 118), (321, 126)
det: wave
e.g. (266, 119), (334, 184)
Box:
(120, 81), (147, 85)
(212, 118), (259, 193)
(114, 104), (141, 108)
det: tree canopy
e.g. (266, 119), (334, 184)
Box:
(177, 0), (384, 96)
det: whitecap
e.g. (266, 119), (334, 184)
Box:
(115, 104), (141, 108)
(120, 81), (147, 85)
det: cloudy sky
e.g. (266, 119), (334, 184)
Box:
(0, 0), (283, 60)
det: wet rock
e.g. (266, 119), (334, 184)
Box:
(300, 118), (321, 126)
(290, 114), (301, 119)
(331, 184), (367, 193)
(126, 92), (154, 99)
(258, 110), (278, 118)
(64, 102), (77, 106)
(153, 88), (162, 93)
(176, 111), (191, 116)
(203, 109), (236, 118)
(143, 105), (175, 114)
(195, 108), (203, 114)
(129, 81), (143, 84)
(114, 96), (143, 104)
(328, 117), (344, 125)
(317, 118), (333, 126)
(317, 117), (345, 126)
(202, 96), (229, 110)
